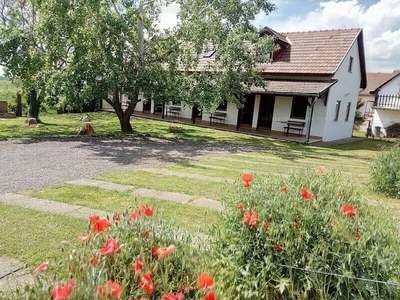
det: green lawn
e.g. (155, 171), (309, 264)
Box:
(2, 111), (400, 269)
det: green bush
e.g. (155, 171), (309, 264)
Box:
(212, 168), (400, 299)
(370, 146), (400, 198)
(6, 206), (216, 299)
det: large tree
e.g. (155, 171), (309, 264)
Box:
(0, 0), (47, 121)
(38, 0), (276, 132)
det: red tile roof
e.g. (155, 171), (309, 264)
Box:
(360, 70), (400, 94)
(260, 28), (362, 75)
(251, 80), (337, 96)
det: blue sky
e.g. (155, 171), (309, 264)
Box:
(160, 0), (400, 73)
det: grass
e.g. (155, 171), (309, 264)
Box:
(2, 111), (400, 271)
(22, 185), (219, 234)
(0, 204), (86, 267)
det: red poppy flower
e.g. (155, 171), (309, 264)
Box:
(99, 238), (119, 256)
(52, 279), (76, 300)
(128, 210), (142, 220)
(132, 258), (144, 272)
(33, 261), (49, 273)
(96, 280), (123, 299)
(293, 221), (300, 229)
(300, 189), (313, 200)
(242, 211), (258, 227)
(155, 244), (175, 258)
(264, 221), (271, 228)
(113, 212), (121, 223)
(197, 273), (215, 290)
(274, 244), (283, 252)
(236, 203), (244, 210)
(92, 218), (112, 234)
(356, 231), (361, 239)
(90, 256), (100, 266)
(140, 205), (154, 217)
(241, 173), (253, 188)
(140, 230), (151, 237)
(77, 235), (91, 242)
(162, 292), (184, 300)
(316, 166), (325, 173)
(138, 272), (154, 295)
(241, 173), (253, 183)
(205, 291), (216, 300)
(279, 186), (287, 193)
(88, 214), (100, 224)
(342, 204), (357, 217)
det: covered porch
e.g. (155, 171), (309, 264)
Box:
(131, 110), (322, 144)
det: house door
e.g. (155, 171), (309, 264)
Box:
(258, 94), (275, 129)
(242, 94), (255, 125)
(143, 100), (151, 112)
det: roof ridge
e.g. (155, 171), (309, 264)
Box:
(281, 28), (361, 34)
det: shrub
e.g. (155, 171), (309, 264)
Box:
(8, 206), (216, 299)
(212, 168), (400, 299)
(370, 146), (400, 198)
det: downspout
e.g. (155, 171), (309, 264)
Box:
(305, 97), (318, 144)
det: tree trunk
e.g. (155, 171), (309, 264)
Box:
(27, 89), (41, 121)
(106, 89), (140, 132)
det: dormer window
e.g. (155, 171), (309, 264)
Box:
(203, 49), (216, 58)
(348, 56), (354, 72)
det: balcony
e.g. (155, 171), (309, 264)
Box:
(374, 95), (400, 110)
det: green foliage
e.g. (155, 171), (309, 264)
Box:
(212, 169), (400, 299)
(7, 206), (214, 299)
(370, 146), (400, 198)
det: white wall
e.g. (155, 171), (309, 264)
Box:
(321, 40), (362, 142)
(378, 75), (400, 95)
(271, 96), (293, 132)
(310, 100), (327, 138)
(372, 110), (400, 136)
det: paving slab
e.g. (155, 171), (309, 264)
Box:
(191, 197), (224, 211)
(0, 193), (110, 219)
(137, 168), (234, 183)
(134, 188), (193, 203)
(67, 179), (133, 192)
(0, 256), (33, 292)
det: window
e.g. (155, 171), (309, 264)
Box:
(334, 100), (341, 121)
(348, 56), (354, 72)
(290, 96), (308, 119)
(203, 49), (216, 58)
(217, 100), (227, 111)
(345, 102), (351, 121)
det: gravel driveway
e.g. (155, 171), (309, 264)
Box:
(0, 136), (260, 194)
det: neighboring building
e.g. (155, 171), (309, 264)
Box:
(359, 72), (399, 117)
(133, 27), (367, 143)
(368, 70), (400, 137)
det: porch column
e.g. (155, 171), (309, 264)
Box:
(305, 97), (318, 144)
(252, 94), (261, 128)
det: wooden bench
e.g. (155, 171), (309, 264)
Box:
(209, 112), (227, 125)
(167, 105), (181, 118)
(283, 120), (305, 137)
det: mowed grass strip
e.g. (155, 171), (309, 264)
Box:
(22, 185), (219, 234)
(0, 204), (86, 267)
(95, 170), (233, 200)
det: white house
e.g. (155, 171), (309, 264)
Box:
(131, 27), (367, 143)
(367, 70), (400, 137)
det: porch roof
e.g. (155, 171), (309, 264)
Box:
(250, 80), (337, 97)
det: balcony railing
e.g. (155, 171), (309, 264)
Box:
(374, 94), (400, 110)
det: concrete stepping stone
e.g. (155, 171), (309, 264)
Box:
(134, 188), (193, 204)
(191, 197), (224, 211)
(0, 193), (109, 219)
(67, 179), (133, 192)
(137, 168), (234, 183)
(0, 256), (33, 292)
